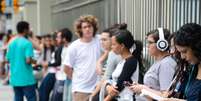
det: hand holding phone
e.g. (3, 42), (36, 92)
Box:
(123, 81), (132, 86)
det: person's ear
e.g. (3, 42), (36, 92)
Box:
(120, 44), (125, 51)
(121, 44), (125, 48)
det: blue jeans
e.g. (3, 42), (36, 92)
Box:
(51, 80), (65, 101)
(13, 84), (36, 101)
(39, 73), (56, 101)
(63, 79), (72, 101)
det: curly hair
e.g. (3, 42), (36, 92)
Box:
(175, 23), (201, 61)
(74, 15), (98, 37)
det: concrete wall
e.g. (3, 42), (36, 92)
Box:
(23, 0), (37, 34)
(13, 0), (52, 35)
(37, 0), (52, 35)
(11, 8), (24, 34)
(51, 0), (118, 38)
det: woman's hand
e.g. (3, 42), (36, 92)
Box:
(106, 85), (119, 97)
(161, 91), (170, 98)
(129, 83), (148, 94)
(160, 98), (186, 101)
(41, 61), (48, 69)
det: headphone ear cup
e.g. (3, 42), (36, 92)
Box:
(157, 28), (169, 51)
(157, 39), (169, 51)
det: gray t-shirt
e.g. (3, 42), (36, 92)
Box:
(143, 56), (177, 91)
(103, 51), (122, 80)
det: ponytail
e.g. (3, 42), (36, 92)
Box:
(132, 40), (143, 61)
(132, 40), (144, 84)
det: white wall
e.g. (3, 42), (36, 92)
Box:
(37, 0), (52, 35)
(23, 0), (38, 34)
(16, 0), (52, 35)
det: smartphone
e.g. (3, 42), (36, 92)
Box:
(123, 81), (132, 86)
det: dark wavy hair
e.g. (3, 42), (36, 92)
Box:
(175, 23), (201, 61)
(59, 28), (73, 42)
(102, 23), (127, 38)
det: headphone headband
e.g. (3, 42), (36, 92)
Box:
(158, 28), (165, 40)
(156, 27), (168, 51)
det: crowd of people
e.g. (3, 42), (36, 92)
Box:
(0, 14), (201, 101)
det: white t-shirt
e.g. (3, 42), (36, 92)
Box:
(63, 37), (101, 93)
(112, 58), (139, 101)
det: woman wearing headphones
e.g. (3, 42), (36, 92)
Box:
(129, 28), (177, 101)
(161, 23), (201, 101)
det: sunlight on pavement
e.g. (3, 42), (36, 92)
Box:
(0, 81), (13, 101)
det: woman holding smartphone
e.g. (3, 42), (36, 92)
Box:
(104, 24), (143, 101)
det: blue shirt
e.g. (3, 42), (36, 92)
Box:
(186, 79), (201, 101)
(6, 37), (36, 86)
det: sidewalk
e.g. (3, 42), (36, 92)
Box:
(0, 83), (13, 101)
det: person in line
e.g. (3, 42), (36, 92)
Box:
(104, 24), (143, 101)
(90, 24), (123, 101)
(129, 28), (177, 101)
(62, 29), (73, 101)
(63, 15), (102, 101)
(161, 23), (201, 101)
(165, 33), (189, 99)
(39, 29), (67, 101)
(51, 28), (73, 101)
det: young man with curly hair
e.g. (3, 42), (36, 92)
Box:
(63, 15), (102, 101)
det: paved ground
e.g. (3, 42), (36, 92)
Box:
(0, 84), (13, 101)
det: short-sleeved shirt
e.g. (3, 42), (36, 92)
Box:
(63, 36), (101, 93)
(144, 56), (177, 90)
(103, 51), (122, 80)
(6, 36), (35, 86)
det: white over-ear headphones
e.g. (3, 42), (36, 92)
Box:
(156, 28), (168, 51)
